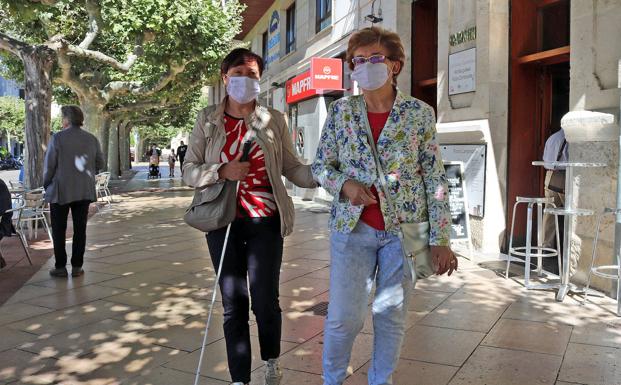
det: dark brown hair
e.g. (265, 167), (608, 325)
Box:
(346, 27), (405, 83)
(220, 48), (265, 76)
(61, 105), (84, 126)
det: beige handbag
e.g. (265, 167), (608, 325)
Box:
(359, 100), (435, 279)
(184, 180), (237, 232)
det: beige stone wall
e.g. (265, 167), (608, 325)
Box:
(436, 0), (509, 253)
(564, 1), (621, 292)
(570, 0), (621, 113)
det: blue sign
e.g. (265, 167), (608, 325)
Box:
(267, 10), (281, 65)
(269, 11), (280, 33)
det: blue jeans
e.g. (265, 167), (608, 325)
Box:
(323, 222), (415, 385)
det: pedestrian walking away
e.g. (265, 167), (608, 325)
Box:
(311, 27), (458, 385)
(44, 105), (105, 278)
(183, 48), (317, 385)
(177, 140), (188, 175)
(168, 148), (177, 178)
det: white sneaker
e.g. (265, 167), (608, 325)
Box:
(264, 358), (283, 385)
(230, 382), (246, 385)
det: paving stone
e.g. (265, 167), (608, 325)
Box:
(7, 300), (134, 336)
(0, 303), (55, 326)
(279, 333), (371, 376)
(448, 346), (562, 385)
(23, 284), (125, 310)
(279, 277), (330, 299)
(164, 337), (297, 382)
(482, 318), (572, 356)
(558, 343), (621, 385)
(346, 359), (459, 385)
(400, 325), (485, 366)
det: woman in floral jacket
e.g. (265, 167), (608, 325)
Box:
(312, 27), (457, 385)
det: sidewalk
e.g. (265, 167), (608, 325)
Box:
(0, 189), (620, 385)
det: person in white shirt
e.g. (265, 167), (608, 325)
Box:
(542, 128), (568, 272)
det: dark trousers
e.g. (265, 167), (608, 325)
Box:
(178, 156), (185, 173)
(50, 200), (91, 269)
(206, 216), (283, 384)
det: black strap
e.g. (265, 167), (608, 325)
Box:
(556, 139), (567, 162)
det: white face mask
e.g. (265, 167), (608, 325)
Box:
(226, 76), (260, 104)
(351, 62), (392, 91)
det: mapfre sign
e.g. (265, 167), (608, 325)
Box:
(310, 57), (343, 90)
(286, 71), (315, 104)
(286, 57), (343, 104)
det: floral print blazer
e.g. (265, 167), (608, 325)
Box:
(311, 90), (451, 246)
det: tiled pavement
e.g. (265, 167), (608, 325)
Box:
(0, 190), (620, 385)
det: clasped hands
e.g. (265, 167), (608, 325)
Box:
(341, 179), (458, 276)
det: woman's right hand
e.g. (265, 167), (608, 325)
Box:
(341, 180), (378, 206)
(218, 152), (250, 181)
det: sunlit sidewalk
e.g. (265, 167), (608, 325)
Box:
(0, 191), (619, 385)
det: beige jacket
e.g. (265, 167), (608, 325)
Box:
(183, 98), (316, 237)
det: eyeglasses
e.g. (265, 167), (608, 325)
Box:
(351, 55), (388, 66)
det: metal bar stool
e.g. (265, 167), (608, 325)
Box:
(505, 196), (562, 288)
(583, 208), (621, 316)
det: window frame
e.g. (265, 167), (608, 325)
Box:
(315, 0), (331, 33)
(261, 30), (269, 68)
(286, 3), (296, 54)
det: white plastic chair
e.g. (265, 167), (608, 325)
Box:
(20, 190), (52, 242)
(95, 172), (112, 204)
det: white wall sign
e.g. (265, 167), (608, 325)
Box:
(440, 144), (486, 217)
(448, 47), (476, 95)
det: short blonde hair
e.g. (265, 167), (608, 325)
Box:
(346, 27), (405, 84)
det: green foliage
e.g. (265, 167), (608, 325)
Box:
(51, 115), (62, 132)
(0, 0), (245, 134)
(0, 96), (25, 143)
(135, 123), (177, 149)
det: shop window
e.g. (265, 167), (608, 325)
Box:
(286, 3), (296, 54)
(315, 0), (331, 33)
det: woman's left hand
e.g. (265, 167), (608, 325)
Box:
(430, 246), (458, 276)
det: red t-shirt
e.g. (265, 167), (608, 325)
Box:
(360, 111), (390, 231)
(221, 113), (276, 217)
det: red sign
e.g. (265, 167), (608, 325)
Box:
(286, 71), (317, 104)
(310, 57), (343, 90)
(286, 57), (344, 104)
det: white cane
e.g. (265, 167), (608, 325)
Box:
(194, 140), (252, 385)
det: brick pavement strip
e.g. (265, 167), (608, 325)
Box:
(0, 191), (619, 384)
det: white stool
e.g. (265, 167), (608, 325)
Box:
(505, 196), (562, 288)
(583, 208), (621, 316)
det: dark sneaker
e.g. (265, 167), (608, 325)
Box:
(49, 268), (68, 277)
(72, 267), (84, 277)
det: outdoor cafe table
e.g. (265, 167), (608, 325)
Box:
(532, 160), (606, 302)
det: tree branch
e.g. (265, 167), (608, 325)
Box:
(47, 34), (144, 73)
(55, 47), (90, 99)
(108, 99), (187, 120)
(107, 99), (171, 115)
(64, 42), (142, 72)
(0, 31), (31, 57)
(79, 0), (103, 49)
(104, 61), (189, 100)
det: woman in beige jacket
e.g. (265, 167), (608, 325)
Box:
(182, 48), (316, 385)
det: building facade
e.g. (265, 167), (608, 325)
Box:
(216, 0), (620, 291)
